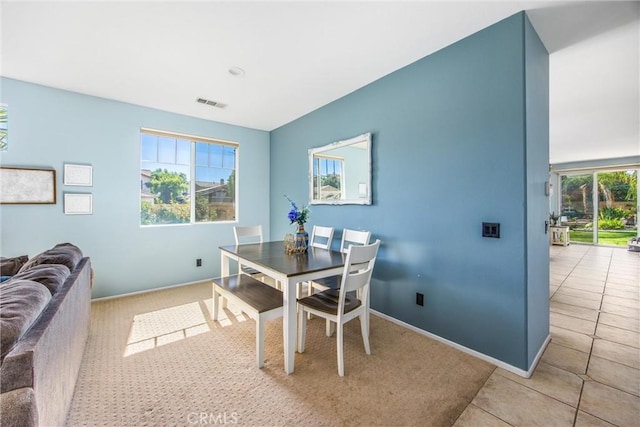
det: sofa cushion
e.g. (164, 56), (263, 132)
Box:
(9, 264), (71, 295)
(0, 280), (52, 360)
(0, 387), (38, 427)
(18, 243), (83, 274)
(0, 255), (29, 276)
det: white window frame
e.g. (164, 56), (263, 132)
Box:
(140, 128), (238, 226)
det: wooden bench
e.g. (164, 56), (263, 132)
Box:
(212, 274), (283, 368)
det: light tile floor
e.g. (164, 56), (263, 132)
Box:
(455, 244), (639, 427)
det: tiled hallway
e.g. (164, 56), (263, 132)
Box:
(455, 244), (639, 426)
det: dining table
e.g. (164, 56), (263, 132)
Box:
(219, 241), (346, 374)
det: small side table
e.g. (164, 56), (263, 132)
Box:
(550, 226), (570, 246)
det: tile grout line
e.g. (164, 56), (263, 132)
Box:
(572, 380), (585, 426)
(572, 245), (608, 427)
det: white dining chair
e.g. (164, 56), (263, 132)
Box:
(309, 225), (335, 250)
(233, 225), (263, 245)
(308, 228), (371, 334)
(297, 240), (381, 377)
(233, 225), (278, 289)
(301, 225), (335, 301)
(308, 228), (370, 295)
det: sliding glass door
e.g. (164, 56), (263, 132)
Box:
(560, 169), (638, 246)
(596, 170), (638, 245)
(561, 174), (595, 244)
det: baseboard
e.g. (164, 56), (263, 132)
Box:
(371, 309), (550, 378)
(91, 279), (211, 302)
(525, 333), (552, 378)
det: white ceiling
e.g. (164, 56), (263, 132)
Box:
(1, 1), (638, 164)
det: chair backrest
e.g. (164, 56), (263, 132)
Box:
(340, 229), (371, 253)
(310, 225), (335, 250)
(234, 225), (263, 245)
(338, 239), (380, 312)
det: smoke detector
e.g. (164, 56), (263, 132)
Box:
(228, 66), (245, 77)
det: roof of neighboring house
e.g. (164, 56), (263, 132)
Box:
(195, 181), (227, 195)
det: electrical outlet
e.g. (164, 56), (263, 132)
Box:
(196, 258), (202, 267)
(416, 292), (424, 306)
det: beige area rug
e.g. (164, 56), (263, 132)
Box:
(66, 282), (495, 426)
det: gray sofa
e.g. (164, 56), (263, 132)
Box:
(0, 243), (92, 427)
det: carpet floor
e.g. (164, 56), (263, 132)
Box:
(66, 281), (495, 426)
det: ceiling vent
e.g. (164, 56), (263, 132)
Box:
(196, 98), (226, 109)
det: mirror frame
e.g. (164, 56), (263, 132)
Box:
(308, 132), (372, 205)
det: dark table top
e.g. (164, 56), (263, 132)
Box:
(220, 241), (345, 278)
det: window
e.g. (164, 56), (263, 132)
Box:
(140, 128), (237, 225)
(312, 154), (344, 200)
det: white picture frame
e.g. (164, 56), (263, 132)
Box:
(64, 193), (93, 215)
(64, 164), (93, 187)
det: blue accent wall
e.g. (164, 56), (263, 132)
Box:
(0, 78), (270, 298)
(270, 12), (549, 370)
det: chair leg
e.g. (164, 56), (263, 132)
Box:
(360, 314), (371, 355)
(326, 319), (335, 337)
(297, 307), (307, 353)
(256, 316), (265, 368)
(212, 287), (220, 321)
(306, 282), (314, 319)
(337, 322), (345, 377)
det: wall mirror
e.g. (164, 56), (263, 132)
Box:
(309, 132), (372, 205)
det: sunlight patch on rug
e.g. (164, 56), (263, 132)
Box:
(124, 301), (210, 356)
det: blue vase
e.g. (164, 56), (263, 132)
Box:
(295, 224), (309, 252)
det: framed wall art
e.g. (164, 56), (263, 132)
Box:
(64, 164), (93, 186)
(64, 193), (93, 215)
(0, 167), (56, 204)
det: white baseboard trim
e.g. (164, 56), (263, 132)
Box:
(91, 279), (211, 302)
(526, 333), (552, 378)
(371, 309), (551, 378)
